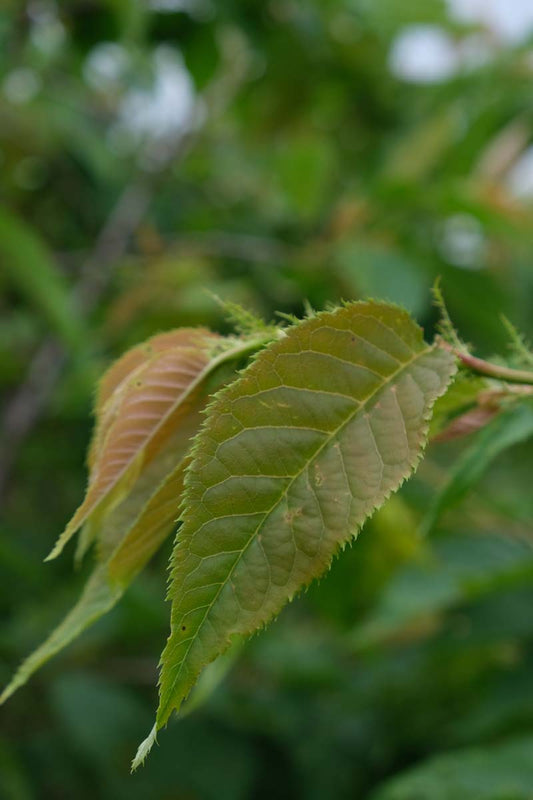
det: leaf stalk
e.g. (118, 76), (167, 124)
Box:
(437, 338), (533, 386)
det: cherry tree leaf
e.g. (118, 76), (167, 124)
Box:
(1, 331), (273, 703)
(47, 328), (220, 561)
(87, 329), (206, 472)
(135, 301), (456, 768)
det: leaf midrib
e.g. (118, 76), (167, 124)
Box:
(160, 338), (434, 720)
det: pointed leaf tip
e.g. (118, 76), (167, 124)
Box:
(131, 724), (158, 772)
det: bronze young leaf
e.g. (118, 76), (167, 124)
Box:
(1, 327), (273, 703)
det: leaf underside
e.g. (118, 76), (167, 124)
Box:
(48, 328), (219, 561)
(1, 329), (273, 704)
(87, 328), (208, 472)
(137, 302), (456, 767)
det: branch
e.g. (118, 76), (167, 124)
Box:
(437, 338), (533, 386)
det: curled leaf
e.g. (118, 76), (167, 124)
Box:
(87, 329), (207, 471)
(47, 329), (220, 561)
(1, 330), (274, 703)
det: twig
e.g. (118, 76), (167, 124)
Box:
(437, 338), (533, 386)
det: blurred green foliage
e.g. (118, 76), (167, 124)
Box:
(1, 1), (532, 798)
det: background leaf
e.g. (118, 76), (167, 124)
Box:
(371, 735), (533, 800)
(351, 531), (533, 651)
(0, 207), (87, 356)
(422, 402), (533, 535)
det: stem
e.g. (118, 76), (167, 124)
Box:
(437, 338), (533, 386)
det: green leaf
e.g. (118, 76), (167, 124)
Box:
(429, 373), (492, 440)
(0, 206), (87, 355)
(422, 402), (533, 536)
(336, 240), (428, 316)
(351, 531), (533, 650)
(1, 330), (274, 703)
(136, 301), (456, 767)
(371, 735), (533, 800)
